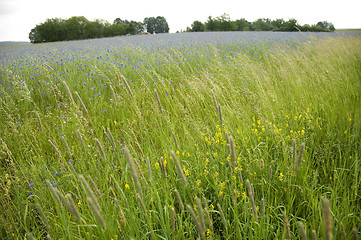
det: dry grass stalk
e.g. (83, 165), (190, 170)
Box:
(115, 199), (126, 226)
(106, 127), (116, 149)
(159, 157), (167, 178)
(102, 127), (114, 149)
(174, 189), (184, 212)
(62, 81), (74, 104)
(171, 207), (176, 233)
(297, 143), (305, 171)
(340, 223), (347, 240)
(217, 203), (227, 230)
(311, 230), (317, 240)
(228, 135), (236, 171)
(352, 228), (358, 240)
(54, 188), (74, 215)
(109, 84), (118, 105)
(61, 136), (71, 157)
(282, 210), (291, 240)
(269, 165), (272, 181)
(78, 175), (101, 212)
(260, 198), (264, 217)
(26, 233), (36, 240)
(238, 168), (244, 184)
(218, 104), (223, 125)
(172, 133), (179, 151)
(68, 161), (77, 175)
(321, 197), (333, 240)
(233, 189), (237, 206)
(76, 129), (86, 151)
(187, 204), (206, 240)
(203, 198), (213, 233)
(211, 90), (218, 114)
(260, 159), (264, 169)
(298, 222), (308, 240)
(171, 150), (188, 186)
(196, 198), (206, 233)
(137, 194), (147, 216)
(48, 139), (63, 159)
(45, 179), (60, 205)
(123, 145), (143, 197)
(87, 196), (107, 229)
(65, 193), (81, 222)
(292, 139), (296, 166)
(120, 189), (130, 210)
(88, 175), (101, 196)
(154, 89), (163, 113)
(116, 72), (133, 98)
(75, 91), (88, 114)
(35, 202), (50, 232)
(246, 179), (258, 222)
(46, 234), (53, 240)
(35, 111), (43, 132)
(94, 138), (106, 161)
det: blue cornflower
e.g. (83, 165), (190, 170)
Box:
(29, 191), (33, 194)
(55, 172), (59, 176)
(28, 183), (34, 187)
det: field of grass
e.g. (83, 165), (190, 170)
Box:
(1, 32), (360, 239)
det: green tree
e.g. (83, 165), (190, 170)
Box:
(251, 18), (273, 31)
(191, 20), (205, 32)
(316, 21), (335, 31)
(217, 13), (237, 31)
(271, 18), (285, 30)
(85, 19), (107, 39)
(235, 18), (251, 31)
(64, 16), (89, 40)
(143, 16), (169, 33)
(143, 17), (156, 33)
(205, 16), (220, 31)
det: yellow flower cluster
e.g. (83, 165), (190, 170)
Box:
(201, 125), (227, 146)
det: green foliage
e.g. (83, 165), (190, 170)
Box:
(29, 16), (144, 43)
(143, 16), (170, 33)
(186, 14), (336, 32)
(191, 20), (205, 32)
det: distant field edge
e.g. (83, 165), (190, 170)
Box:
(335, 28), (361, 32)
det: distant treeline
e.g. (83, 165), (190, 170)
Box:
(29, 16), (169, 43)
(186, 14), (335, 32)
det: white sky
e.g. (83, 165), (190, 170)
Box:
(0, 0), (360, 41)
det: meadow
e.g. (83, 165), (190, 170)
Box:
(0, 31), (360, 239)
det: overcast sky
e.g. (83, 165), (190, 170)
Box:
(0, 0), (360, 41)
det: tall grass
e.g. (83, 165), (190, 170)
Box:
(0, 33), (360, 239)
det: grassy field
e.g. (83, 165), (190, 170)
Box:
(1, 32), (360, 239)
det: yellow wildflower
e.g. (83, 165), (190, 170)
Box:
(196, 179), (201, 186)
(279, 172), (284, 181)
